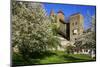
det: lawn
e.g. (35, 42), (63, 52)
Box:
(38, 51), (95, 64)
(13, 51), (95, 66)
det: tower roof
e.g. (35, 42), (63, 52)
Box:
(57, 10), (64, 15)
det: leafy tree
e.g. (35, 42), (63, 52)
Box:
(65, 44), (75, 54)
(50, 13), (58, 35)
(74, 32), (96, 50)
(12, 1), (60, 59)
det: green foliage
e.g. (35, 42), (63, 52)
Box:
(12, 52), (27, 66)
(51, 23), (58, 35)
(50, 14), (59, 35)
(74, 31), (96, 50)
(65, 45), (75, 54)
(12, 1), (60, 59)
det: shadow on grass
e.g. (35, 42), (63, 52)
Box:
(12, 51), (57, 66)
(29, 51), (57, 59)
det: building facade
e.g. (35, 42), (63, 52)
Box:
(50, 10), (84, 41)
(69, 13), (84, 41)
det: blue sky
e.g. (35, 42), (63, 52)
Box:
(42, 3), (96, 30)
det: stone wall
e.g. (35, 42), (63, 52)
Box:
(69, 13), (84, 41)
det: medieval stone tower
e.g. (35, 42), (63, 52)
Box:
(69, 13), (84, 41)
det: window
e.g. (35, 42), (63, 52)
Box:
(72, 22), (74, 26)
(75, 22), (77, 25)
(73, 29), (78, 35)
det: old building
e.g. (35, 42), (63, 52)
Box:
(69, 13), (84, 41)
(50, 10), (84, 41)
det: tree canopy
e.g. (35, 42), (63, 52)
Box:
(12, 1), (60, 58)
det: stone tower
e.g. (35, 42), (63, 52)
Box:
(57, 10), (67, 37)
(57, 10), (65, 21)
(69, 13), (84, 41)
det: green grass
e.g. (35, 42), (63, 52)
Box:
(13, 51), (95, 66)
(39, 51), (95, 64)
